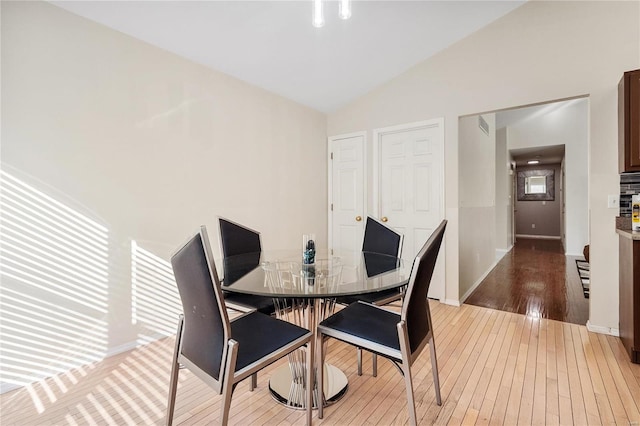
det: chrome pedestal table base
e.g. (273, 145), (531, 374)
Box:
(269, 363), (348, 409)
(269, 297), (347, 409)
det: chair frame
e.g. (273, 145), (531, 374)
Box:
(166, 226), (314, 426)
(356, 216), (405, 377)
(362, 216), (404, 258)
(217, 216), (262, 258)
(317, 220), (446, 426)
(217, 216), (263, 314)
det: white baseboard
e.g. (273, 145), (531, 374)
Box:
(459, 258), (500, 305)
(496, 244), (513, 253)
(105, 341), (142, 358)
(442, 298), (461, 307)
(586, 321), (620, 337)
(566, 252), (583, 257)
(516, 234), (561, 240)
(0, 383), (20, 395)
(106, 331), (170, 358)
(495, 246), (512, 262)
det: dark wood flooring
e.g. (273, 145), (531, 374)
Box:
(464, 238), (589, 325)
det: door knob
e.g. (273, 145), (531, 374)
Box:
(355, 216), (362, 222)
(381, 217), (388, 222)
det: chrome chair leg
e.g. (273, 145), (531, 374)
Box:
(398, 321), (418, 426)
(402, 361), (418, 426)
(306, 339), (314, 426)
(317, 333), (325, 420)
(357, 347), (362, 376)
(430, 336), (442, 405)
(165, 317), (184, 426)
(250, 373), (257, 391)
(372, 353), (377, 377)
(220, 340), (239, 426)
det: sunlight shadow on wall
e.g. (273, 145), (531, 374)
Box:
(131, 241), (181, 345)
(0, 170), (109, 396)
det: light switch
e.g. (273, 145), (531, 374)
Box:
(608, 194), (619, 209)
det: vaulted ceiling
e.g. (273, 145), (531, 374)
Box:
(51, 1), (525, 113)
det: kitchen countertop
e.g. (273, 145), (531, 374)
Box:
(616, 228), (640, 240)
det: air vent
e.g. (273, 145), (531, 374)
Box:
(479, 115), (489, 135)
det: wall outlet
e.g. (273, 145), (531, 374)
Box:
(608, 194), (619, 209)
(532, 223), (536, 229)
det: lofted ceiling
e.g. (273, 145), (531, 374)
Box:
(51, 1), (525, 113)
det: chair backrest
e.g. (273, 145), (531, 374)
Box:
(171, 226), (230, 389)
(219, 217), (262, 258)
(401, 220), (447, 354)
(362, 216), (403, 258)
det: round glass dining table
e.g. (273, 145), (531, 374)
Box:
(217, 249), (412, 409)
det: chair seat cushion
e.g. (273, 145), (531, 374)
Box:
(318, 302), (401, 356)
(231, 311), (310, 372)
(336, 288), (401, 306)
(223, 292), (276, 315)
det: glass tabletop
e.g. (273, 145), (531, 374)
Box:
(217, 250), (411, 299)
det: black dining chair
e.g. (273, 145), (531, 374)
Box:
(338, 217), (404, 308)
(336, 216), (404, 376)
(166, 226), (314, 426)
(317, 220), (446, 426)
(218, 217), (277, 316)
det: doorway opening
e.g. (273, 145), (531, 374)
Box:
(459, 97), (589, 325)
(511, 145), (565, 248)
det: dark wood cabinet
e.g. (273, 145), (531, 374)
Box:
(619, 231), (640, 363)
(619, 69), (640, 172)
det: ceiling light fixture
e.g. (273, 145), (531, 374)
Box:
(339, 0), (352, 20)
(313, 0), (351, 28)
(313, 0), (325, 28)
(527, 160), (540, 165)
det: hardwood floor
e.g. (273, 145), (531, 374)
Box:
(465, 238), (589, 325)
(2, 302), (639, 425)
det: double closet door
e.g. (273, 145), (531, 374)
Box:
(329, 119), (445, 300)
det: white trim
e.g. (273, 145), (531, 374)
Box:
(105, 340), (144, 358)
(327, 131), (367, 252)
(459, 258), (501, 305)
(586, 321), (620, 337)
(0, 383), (20, 395)
(495, 246), (512, 261)
(516, 234), (562, 240)
(565, 251), (584, 257)
(442, 298), (461, 307)
(105, 332), (169, 357)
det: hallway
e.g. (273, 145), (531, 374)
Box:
(465, 238), (589, 325)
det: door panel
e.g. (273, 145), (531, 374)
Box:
(329, 133), (365, 254)
(375, 120), (444, 299)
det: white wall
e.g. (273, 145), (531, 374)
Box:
(508, 99), (588, 255)
(458, 114), (496, 298)
(0, 1), (327, 392)
(495, 127), (511, 252)
(327, 1), (639, 333)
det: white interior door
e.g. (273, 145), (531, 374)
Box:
(329, 132), (366, 254)
(373, 119), (445, 300)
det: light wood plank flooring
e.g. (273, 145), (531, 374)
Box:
(2, 302), (639, 425)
